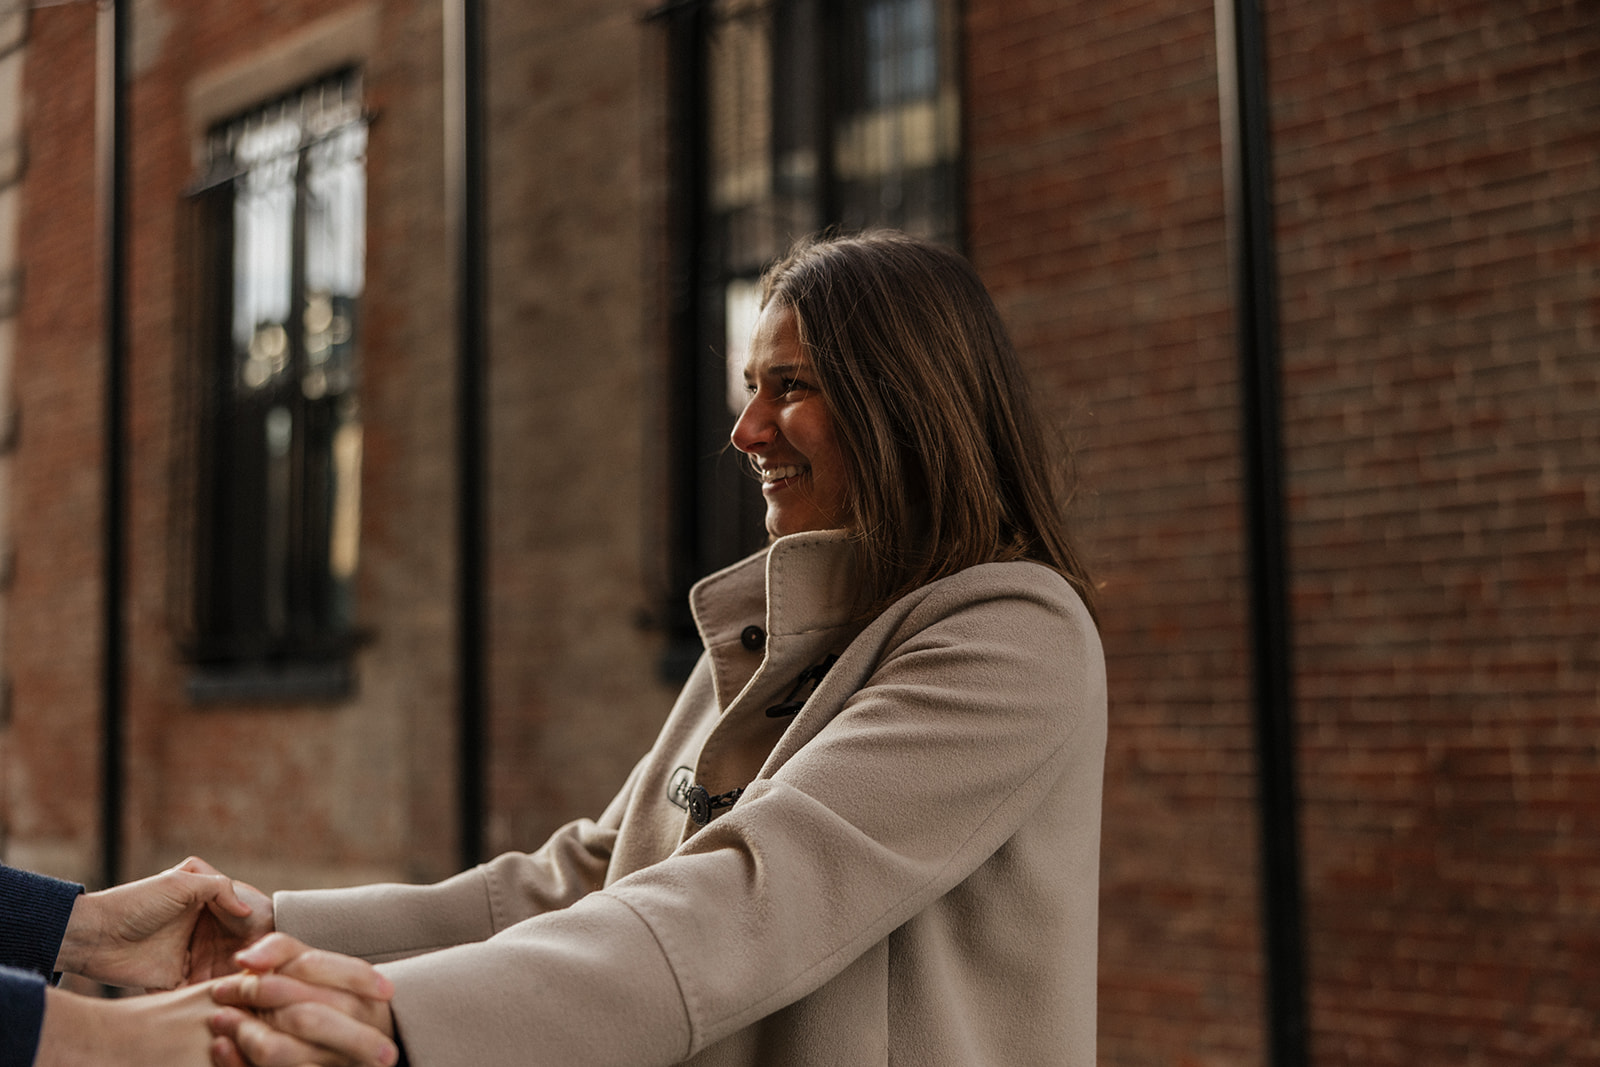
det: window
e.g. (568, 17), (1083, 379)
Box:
(180, 70), (367, 689)
(654, 0), (961, 676)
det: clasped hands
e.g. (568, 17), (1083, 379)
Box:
(51, 857), (397, 1067)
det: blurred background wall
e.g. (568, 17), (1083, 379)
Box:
(0, 0), (1594, 1063)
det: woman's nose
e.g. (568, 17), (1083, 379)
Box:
(730, 397), (770, 455)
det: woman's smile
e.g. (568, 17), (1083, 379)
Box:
(758, 463), (808, 486)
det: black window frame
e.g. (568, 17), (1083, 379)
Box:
(176, 68), (369, 699)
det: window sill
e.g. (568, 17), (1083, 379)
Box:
(186, 660), (354, 705)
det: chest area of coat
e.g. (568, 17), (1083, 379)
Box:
(607, 646), (846, 877)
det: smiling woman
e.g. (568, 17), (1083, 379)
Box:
(204, 228), (1108, 1067)
(747, 230), (1097, 618)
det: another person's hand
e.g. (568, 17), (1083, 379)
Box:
(208, 933), (398, 1067)
(55, 857), (267, 989)
(35, 982), (223, 1067)
(180, 857), (277, 982)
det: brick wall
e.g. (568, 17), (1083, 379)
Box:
(1270, 0), (1599, 1061)
(968, 0), (1267, 1061)
(971, 0), (1598, 1063)
(7, 0), (467, 889)
(476, 1), (679, 856)
(6, 3), (102, 884)
(5, 0), (673, 893)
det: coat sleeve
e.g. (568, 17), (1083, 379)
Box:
(376, 567), (1106, 1066)
(276, 757), (646, 962)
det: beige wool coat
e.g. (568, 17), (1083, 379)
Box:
(276, 528), (1107, 1066)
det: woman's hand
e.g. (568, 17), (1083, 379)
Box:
(208, 933), (399, 1067)
(55, 857), (267, 989)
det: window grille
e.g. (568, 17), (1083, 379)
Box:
(177, 69), (367, 682)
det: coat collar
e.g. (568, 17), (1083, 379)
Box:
(689, 529), (861, 713)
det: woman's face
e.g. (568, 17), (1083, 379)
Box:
(731, 303), (852, 538)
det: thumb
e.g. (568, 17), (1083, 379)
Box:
(232, 932), (309, 973)
(205, 876), (254, 920)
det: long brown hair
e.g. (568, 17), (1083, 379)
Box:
(759, 230), (1096, 619)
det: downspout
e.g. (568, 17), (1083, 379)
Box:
(1213, 0), (1309, 1063)
(444, 0), (488, 868)
(96, 0), (129, 890)
(646, 0), (708, 681)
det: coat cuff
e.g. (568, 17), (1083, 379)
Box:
(378, 892), (691, 1067)
(276, 865), (499, 963)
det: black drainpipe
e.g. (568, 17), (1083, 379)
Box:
(97, 0), (131, 891)
(646, 0), (709, 681)
(445, 0), (488, 869)
(1214, 0), (1309, 1063)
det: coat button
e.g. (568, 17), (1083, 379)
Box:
(740, 625), (765, 651)
(686, 785), (712, 826)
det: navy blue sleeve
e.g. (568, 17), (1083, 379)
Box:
(0, 865), (83, 979)
(0, 965), (46, 1067)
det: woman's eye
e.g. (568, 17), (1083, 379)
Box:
(779, 378), (810, 396)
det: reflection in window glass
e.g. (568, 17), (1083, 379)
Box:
(866, 0), (938, 106)
(705, 0), (959, 278)
(724, 278), (763, 417)
(835, 0), (959, 236)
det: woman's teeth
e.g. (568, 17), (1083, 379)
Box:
(761, 464), (807, 483)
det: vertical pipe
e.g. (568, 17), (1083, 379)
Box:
(444, 0), (487, 868)
(96, 0), (129, 891)
(1213, 0), (1309, 1063)
(654, 0), (708, 681)
(814, 0), (838, 228)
